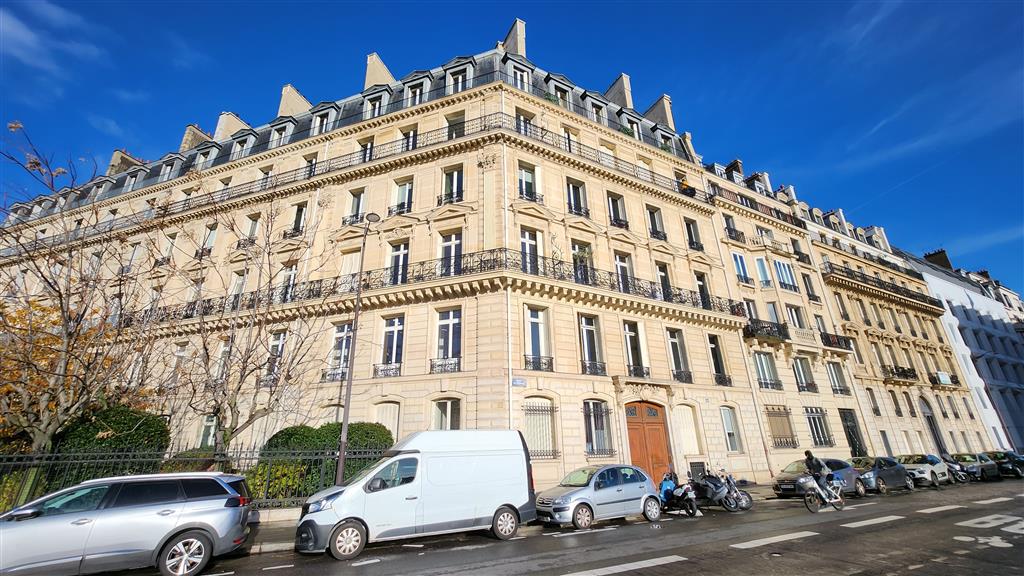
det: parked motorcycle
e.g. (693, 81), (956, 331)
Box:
(659, 472), (698, 517)
(942, 455), (971, 484)
(719, 469), (753, 511)
(688, 471), (742, 512)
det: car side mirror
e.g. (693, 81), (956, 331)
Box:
(10, 507), (40, 521)
(367, 478), (385, 492)
(595, 480), (606, 490)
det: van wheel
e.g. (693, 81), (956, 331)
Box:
(491, 506), (519, 540)
(642, 497), (662, 521)
(159, 530), (212, 576)
(572, 504), (594, 529)
(328, 521), (366, 561)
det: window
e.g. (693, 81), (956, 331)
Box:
(766, 406), (797, 449)
(112, 481), (180, 508)
(755, 258), (771, 287)
(271, 125), (289, 148)
(571, 240), (592, 284)
(902, 391), (917, 417)
(518, 163), (538, 200)
(367, 96), (383, 118)
(280, 264), (297, 302)
(359, 139), (374, 162)
(793, 357), (815, 392)
(124, 173), (138, 191)
(566, 179), (587, 215)
(389, 242), (409, 285)
(525, 306), (547, 358)
(313, 112), (330, 135)
(656, 263), (672, 300)
(290, 202), (306, 233)
(590, 104), (605, 124)
(827, 362), (849, 394)
(754, 352), (780, 389)
(623, 320), (645, 373)
(607, 193), (627, 226)
(774, 260), (799, 291)
(244, 214), (260, 239)
(439, 231), (462, 277)
(614, 252), (633, 293)
(408, 83), (424, 106)
(520, 228), (540, 274)
(327, 323), (352, 379)
(684, 219), (701, 249)
(948, 395), (961, 419)
(888, 390), (903, 417)
(627, 119), (642, 140)
(744, 299), (758, 319)
(835, 293), (850, 320)
(708, 334), (726, 376)
(450, 69), (467, 93)
(433, 399), (461, 430)
(436, 309), (462, 360)
(181, 479), (227, 499)
(265, 331), (286, 380)
(805, 407), (833, 447)
(667, 329), (689, 379)
(786, 305), (806, 329)
(523, 397), (557, 459)
(443, 166), (463, 201)
(512, 67), (530, 90)
(369, 458), (418, 489)
(374, 402), (400, 440)
(446, 112), (465, 139)
(583, 400), (612, 455)
(579, 315), (603, 371)
(394, 179), (414, 214)
(202, 223), (217, 250)
(721, 406), (742, 452)
(879, 430), (893, 456)
(646, 206), (665, 238)
(159, 161), (175, 182)
(382, 316), (405, 366)
(733, 253), (751, 284)
(37, 484), (110, 516)
(401, 127), (418, 152)
(866, 388), (880, 415)
(554, 87), (569, 107)
(802, 274), (818, 298)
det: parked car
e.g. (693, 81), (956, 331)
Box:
(896, 454), (950, 486)
(0, 472), (251, 576)
(952, 452), (1003, 481)
(985, 450), (1024, 478)
(295, 430), (536, 561)
(772, 458), (865, 498)
(536, 464), (662, 529)
(850, 456), (914, 494)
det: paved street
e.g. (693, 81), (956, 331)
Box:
(113, 480), (1023, 576)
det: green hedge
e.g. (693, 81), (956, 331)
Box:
(160, 449), (218, 473)
(57, 405), (170, 453)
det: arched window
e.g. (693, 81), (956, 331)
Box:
(522, 397), (557, 459)
(720, 406), (743, 452)
(432, 398), (460, 430)
(374, 402), (400, 441)
(583, 399), (612, 456)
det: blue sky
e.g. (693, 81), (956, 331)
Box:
(1, 1), (1022, 288)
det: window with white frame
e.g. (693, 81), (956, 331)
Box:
(518, 163), (537, 200)
(389, 242), (409, 285)
(826, 362), (849, 393)
(313, 112), (331, 135)
(583, 399), (612, 455)
(449, 69), (468, 94)
(520, 228), (540, 274)
(433, 398), (461, 430)
(443, 166), (463, 201)
(774, 260), (799, 291)
(579, 315), (602, 368)
(271, 125), (289, 148)
(754, 352), (780, 389)
(395, 178), (414, 212)
(266, 331), (286, 379)
(793, 357), (815, 391)
(614, 252), (633, 293)
(382, 315), (405, 365)
(525, 306), (547, 358)
(439, 231), (462, 277)
(512, 67), (530, 90)
(566, 178), (587, 215)
(721, 406), (743, 452)
(327, 323), (352, 379)
(667, 329), (689, 374)
(623, 320), (644, 371)
(198, 415), (217, 448)
(733, 252), (751, 284)
(159, 161), (175, 182)
(408, 83), (424, 106)
(436, 309), (462, 360)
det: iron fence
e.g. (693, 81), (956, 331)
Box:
(0, 443), (390, 512)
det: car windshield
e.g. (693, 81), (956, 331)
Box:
(782, 460), (806, 473)
(896, 455), (928, 465)
(987, 452), (1007, 460)
(954, 453), (977, 463)
(560, 466), (601, 487)
(850, 457), (875, 468)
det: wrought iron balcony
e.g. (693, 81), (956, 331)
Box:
(744, 319), (790, 341)
(881, 365), (918, 382)
(773, 436), (800, 449)
(581, 361), (607, 376)
(820, 331), (854, 350)
(760, 279), (773, 288)
(794, 251), (812, 265)
(430, 357), (462, 374)
(672, 369), (693, 384)
(626, 365), (651, 378)
(437, 193), (463, 206)
(567, 204), (590, 218)
(388, 202), (412, 217)
(236, 237), (256, 249)
(341, 213), (365, 226)
(807, 293), (821, 303)
(779, 282), (800, 293)
(688, 240), (704, 252)
(610, 217), (629, 229)
(711, 187), (806, 229)
(519, 191), (543, 204)
(523, 355), (553, 372)
(650, 229), (668, 241)
(320, 368), (347, 382)
(374, 363), (402, 378)
(737, 274), (754, 285)
(832, 385), (852, 396)
(714, 373), (733, 387)
(282, 227), (304, 240)
(798, 381), (819, 393)
(194, 247), (211, 259)
(928, 372), (960, 387)
(153, 256), (171, 267)
(724, 227), (746, 243)
(759, 378), (784, 391)
(821, 263), (942, 308)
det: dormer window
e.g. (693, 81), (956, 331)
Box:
(124, 174), (137, 192)
(591, 104), (605, 125)
(231, 137), (253, 160)
(158, 162), (175, 182)
(512, 67), (530, 91)
(754, 181), (766, 195)
(555, 87), (570, 108)
(714, 164), (727, 178)
(270, 126), (289, 148)
(450, 69), (468, 94)
(408, 83), (424, 106)
(195, 150), (211, 170)
(312, 111), (333, 136)
(626, 119), (642, 141)
(366, 96), (384, 119)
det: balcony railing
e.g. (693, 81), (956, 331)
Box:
(820, 331), (854, 350)
(779, 282), (800, 293)
(610, 217), (629, 229)
(688, 240), (704, 252)
(388, 202), (412, 217)
(581, 361), (607, 376)
(815, 238), (924, 280)
(773, 436), (800, 449)
(714, 373), (733, 387)
(430, 357), (462, 374)
(881, 365), (918, 382)
(711, 187), (807, 230)
(759, 378), (784, 391)
(760, 279), (773, 288)
(567, 205), (590, 218)
(341, 213), (365, 226)
(235, 237), (256, 249)
(373, 363), (402, 378)
(724, 227), (746, 243)
(751, 235), (793, 255)
(626, 365), (651, 378)
(672, 369), (693, 383)
(320, 368), (347, 382)
(798, 381), (819, 393)
(436, 193), (463, 206)
(832, 384), (852, 396)
(807, 293), (821, 303)
(282, 227), (304, 240)
(650, 229), (668, 241)
(794, 251), (812, 265)
(524, 355), (554, 372)
(737, 274), (754, 285)
(519, 191), (543, 204)
(822, 263), (942, 308)
(194, 247), (211, 259)
(928, 372), (961, 387)
(744, 319), (790, 341)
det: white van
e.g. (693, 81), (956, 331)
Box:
(295, 430), (537, 560)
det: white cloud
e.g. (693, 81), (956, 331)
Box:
(87, 114), (129, 140)
(0, 8), (60, 74)
(111, 88), (151, 103)
(18, 0), (90, 30)
(167, 32), (211, 69)
(943, 226), (1024, 258)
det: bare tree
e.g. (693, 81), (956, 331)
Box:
(0, 123), (171, 451)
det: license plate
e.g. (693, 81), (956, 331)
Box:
(780, 484), (794, 489)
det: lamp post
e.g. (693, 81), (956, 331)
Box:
(335, 212), (380, 485)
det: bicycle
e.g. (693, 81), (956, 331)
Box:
(803, 473), (846, 513)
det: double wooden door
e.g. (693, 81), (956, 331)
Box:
(626, 401), (671, 478)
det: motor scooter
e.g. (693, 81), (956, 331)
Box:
(688, 471), (741, 512)
(719, 469), (753, 510)
(659, 472), (698, 516)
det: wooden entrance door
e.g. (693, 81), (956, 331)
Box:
(626, 401), (671, 478)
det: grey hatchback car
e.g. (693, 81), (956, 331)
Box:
(535, 465), (661, 529)
(0, 472), (251, 576)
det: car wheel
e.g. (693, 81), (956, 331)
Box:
(159, 530), (212, 576)
(904, 475), (915, 491)
(877, 478), (888, 495)
(980, 469), (989, 482)
(931, 472), (942, 490)
(572, 504), (594, 529)
(328, 520), (366, 561)
(491, 506), (519, 540)
(854, 479), (866, 498)
(643, 497), (662, 521)
(1013, 465), (1023, 479)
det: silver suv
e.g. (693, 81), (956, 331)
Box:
(535, 465), (661, 529)
(0, 472), (251, 576)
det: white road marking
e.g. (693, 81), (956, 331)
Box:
(730, 531), (819, 549)
(956, 514), (1022, 528)
(352, 558), (381, 566)
(510, 536), (526, 540)
(552, 527), (617, 538)
(908, 565), (923, 570)
(206, 573), (235, 576)
(918, 505), (966, 514)
(561, 555), (687, 576)
(262, 566), (294, 571)
(841, 515), (904, 528)
(845, 502), (877, 509)
(542, 531), (560, 535)
(974, 497), (1013, 505)
(402, 544), (425, 548)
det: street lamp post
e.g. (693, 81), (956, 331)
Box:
(335, 212), (380, 485)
